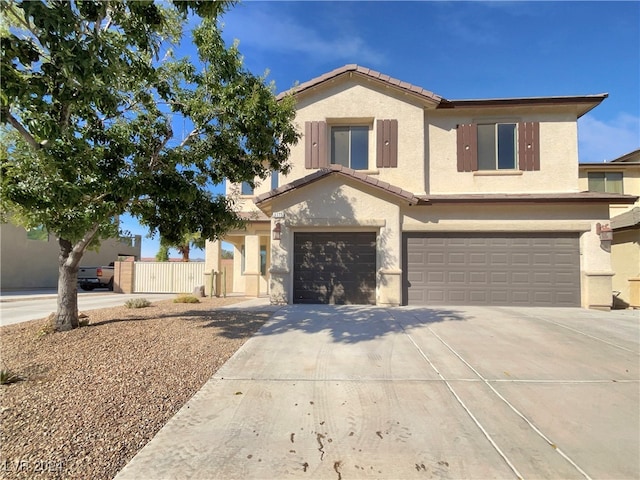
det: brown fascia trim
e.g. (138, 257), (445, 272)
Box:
(611, 207), (640, 230)
(255, 165), (422, 206)
(416, 192), (639, 205)
(608, 148), (640, 163)
(276, 64), (442, 105)
(438, 94), (608, 118)
(237, 211), (271, 222)
(579, 162), (638, 169)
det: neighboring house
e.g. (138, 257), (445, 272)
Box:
(579, 148), (640, 307)
(0, 222), (141, 290)
(205, 65), (637, 309)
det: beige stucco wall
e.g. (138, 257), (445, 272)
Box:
(427, 108), (580, 194)
(267, 175), (403, 306)
(227, 78), (429, 205)
(0, 223), (141, 290)
(204, 232), (269, 297)
(611, 229), (640, 306)
(578, 164), (640, 218)
(231, 94), (585, 202)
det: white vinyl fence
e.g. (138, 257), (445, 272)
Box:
(133, 262), (205, 293)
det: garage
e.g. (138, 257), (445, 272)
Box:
(293, 232), (376, 304)
(403, 232), (581, 307)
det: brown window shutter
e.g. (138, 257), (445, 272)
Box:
(518, 122), (540, 171)
(376, 119), (398, 168)
(457, 123), (477, 172)
(305, 121), (327, 169)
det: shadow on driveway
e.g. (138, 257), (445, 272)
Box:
(255, 305), (470, 344)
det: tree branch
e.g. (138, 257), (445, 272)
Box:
(5, 112), (40, 150)
(179, 128), (200, 148)
(67, 223), (102, 268)
(148, 128), (173, 169)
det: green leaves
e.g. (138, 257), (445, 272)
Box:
(1, 0), (298, 255)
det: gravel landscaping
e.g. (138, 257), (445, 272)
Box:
(0, 296), (272, 479)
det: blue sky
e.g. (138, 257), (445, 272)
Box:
(125, 0), (640, 258)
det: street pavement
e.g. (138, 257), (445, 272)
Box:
(0, 290), (177, 326)
(115, 304), (640, 479)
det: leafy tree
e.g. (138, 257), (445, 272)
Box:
(155, 243), (170, 262)
(158, 231), (204, 262)
(1, 0), (299, 331)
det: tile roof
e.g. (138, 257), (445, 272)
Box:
(254, 165), (422, 207)
(276, 64), (442, 104)
(608, 148), (640, 163)
(611, 207), (640, 230)
(276, 64), (606, 117)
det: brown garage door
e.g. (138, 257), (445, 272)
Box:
(403, 233), (580, 307)
(294, 232), (376, 304)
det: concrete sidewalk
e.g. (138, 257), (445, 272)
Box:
(115, 305), (640, 479)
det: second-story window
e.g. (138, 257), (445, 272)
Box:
(330, 126), (368, 170)
(478, 123), (517, 170)
(271, 170), (278, 190)
(241, 181), (254, 195)
(588, 172), (623, 193)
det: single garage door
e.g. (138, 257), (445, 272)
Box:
(294, 232), (376, 304)
(404, 233), (580, 307)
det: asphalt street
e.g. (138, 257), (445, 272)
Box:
(0, 291), (177, 326)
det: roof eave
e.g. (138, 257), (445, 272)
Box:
(438, 94), (608, 118)
(254, 165), (422, 214)
(276, 64), (442, 107)
(417, 192), (639, 205)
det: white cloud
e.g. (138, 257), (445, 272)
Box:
(578, 113), (640, 163)
(219, 5), (385, 66)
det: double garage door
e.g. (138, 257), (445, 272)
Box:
(404, 233), (581, 307)
(293, 231), (581, 307)
(293, 232), (376, 304)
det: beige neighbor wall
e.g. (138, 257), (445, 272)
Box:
(267, 175), (402, 306)
(226, 78), (430, 205)
(427, 108), (580, 194)
(578, 164), (640, 218)
(1, 223), (141, 290)
(611, 229), (640, 307)
(402, 202), (613, 309)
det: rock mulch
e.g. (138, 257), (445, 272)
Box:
(0, 297), (271, 479)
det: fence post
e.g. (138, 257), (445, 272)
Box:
(223, 267), (226, 298)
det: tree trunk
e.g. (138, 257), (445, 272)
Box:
(180, 244), (190, 262)
(54, 238), (80, 331)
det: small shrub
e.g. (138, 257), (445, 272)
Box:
(125, 298), (151, 309)
(37, 314), (56, 338)
(173, 295), (200, 304)
(0, 368), (23, 385)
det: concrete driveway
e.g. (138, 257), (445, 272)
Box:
(116, 305), (639, 479)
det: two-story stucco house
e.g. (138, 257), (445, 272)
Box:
(205, 65), (637, 310)
(579, 148), (640, 307)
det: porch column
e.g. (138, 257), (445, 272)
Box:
(204, 239), (222, 297)
(244, 234), (261, 297)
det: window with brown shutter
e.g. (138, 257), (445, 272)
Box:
(457, 123), (478, 172)
(376, 119), (398, 168)
(518, 122), (540, 171)
(457, 122), (540, 172)
(305, 121), (327, 169)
